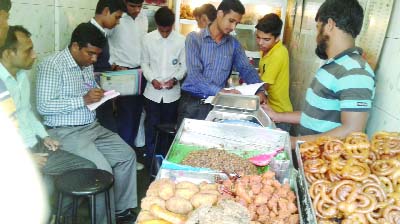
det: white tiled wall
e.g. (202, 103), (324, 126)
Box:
(366, 0), (400, 134)
(9, 0), (95, 57)
(5, 0), (400, 133)
(8, 0), (96, 108)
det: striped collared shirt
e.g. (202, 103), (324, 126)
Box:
(299, 47), (375, 135)
(36, 48), (96, 127)
(181, 27), (261, 98)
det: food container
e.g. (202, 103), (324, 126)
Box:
(295, 142), (321, 223)
(206, 93), (275, 128)
(147, 119), (316, 223)
(161, 119), (288, 173)
(156, 167), (309, 223)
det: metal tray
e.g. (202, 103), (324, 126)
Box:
(154, 119), (316, 223)
(156, 167), (307, 224)
(211, 92), (259, 111)
(295, 142), (319, 223)
(206, 93), (275, 128)
(172, 119), (286, 154)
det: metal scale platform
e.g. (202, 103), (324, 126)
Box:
(205, 93), (275, 128)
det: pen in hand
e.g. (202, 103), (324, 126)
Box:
(84, 82), (94, 89)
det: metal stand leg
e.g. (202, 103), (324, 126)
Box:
(105, 191), (112, 224)
(89, 195), (96, 224)
(72, 197), (78, 223)
(150, 129), (160, 178)
(55, 193), (63, 224)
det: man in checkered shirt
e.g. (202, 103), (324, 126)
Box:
(36, 22), (138, 224)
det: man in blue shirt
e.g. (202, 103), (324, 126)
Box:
(178, 0), (266, 127)
(262, 0), (375, 148)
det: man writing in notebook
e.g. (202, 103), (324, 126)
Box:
(36, 23), (138, 224)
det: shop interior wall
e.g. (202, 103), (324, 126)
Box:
(284, 0), (400, 135)
(7, 0), (400, 134)
(8, 0), (96, 109)
(366, 0), (400, 134)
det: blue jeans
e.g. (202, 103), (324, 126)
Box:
(177, 91), (213, 128)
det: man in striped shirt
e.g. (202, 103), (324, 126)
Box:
(178, 0), (266, 127)
(263, 0), (375, 147)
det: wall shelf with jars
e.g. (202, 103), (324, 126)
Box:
(174, 0), (288, 58)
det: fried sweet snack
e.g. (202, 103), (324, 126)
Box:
(302, 131), (400, 223)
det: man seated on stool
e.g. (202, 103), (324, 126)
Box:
(36, 23), (138, 224)
(0, 25), (96, 220)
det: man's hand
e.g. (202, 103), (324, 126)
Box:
(32, 153), (48, 169)
(261, 104), (278, 122)
(83, 88), (104, 105)
(151, 79), (163, 90)
(112, 63), (128, 71)
(256, 91), (267, 104)
(43, 137), (60, 151)
(163, 79), (176, 89)
(220, 88), (241, 94)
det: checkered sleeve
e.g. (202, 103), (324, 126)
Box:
(36, 58), (85, 116)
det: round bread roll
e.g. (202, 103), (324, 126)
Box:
(191, 193), (218, 208)
(141, 196), (166, 211)
(175, 188), (199, 200)
(136, 211), (157, 222)
(158, 180), (176, 200)
(166, 196), (193, 214)
(199, 189), (220, 195)
(199, 182), (218, 191)
(176, 181), (199, 191)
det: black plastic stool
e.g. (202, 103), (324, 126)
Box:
(150, 123), (177, 178)
(55, 168), (114, 224)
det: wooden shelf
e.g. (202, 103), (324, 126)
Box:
(236, 23), (256, 30)
(179, 19), (255, 30)
(179, 18), (197, 25)
(245, 50), (261, 59)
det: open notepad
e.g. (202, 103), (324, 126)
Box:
(204, 82), (265, 104)
(87, 90), (120, 111)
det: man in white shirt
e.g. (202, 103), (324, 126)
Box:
(90, 0), (124, 134)
(141, 7), (186, 163)
(108, 0), (148, 70)
(108, 0), (148, 163)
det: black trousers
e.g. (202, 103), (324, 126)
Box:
(176, 91), (213, 128)
(144, 98), (178, 157)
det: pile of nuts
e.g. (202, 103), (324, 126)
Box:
(181, 149), (258, 175)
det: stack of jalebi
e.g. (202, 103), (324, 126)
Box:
(300, 132), (400, 224)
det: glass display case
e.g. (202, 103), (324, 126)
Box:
(174, 0), (288, 58)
